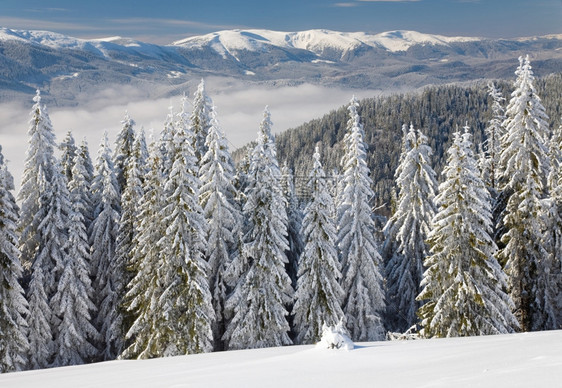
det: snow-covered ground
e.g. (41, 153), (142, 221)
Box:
(1, 330), (560, 387)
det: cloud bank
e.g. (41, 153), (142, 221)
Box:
(0, 81), (380, 193)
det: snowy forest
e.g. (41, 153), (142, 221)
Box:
(0, 55), (561, 373)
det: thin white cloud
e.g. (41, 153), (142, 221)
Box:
(333, 2), (360, 7)
(358, 0), (421, 2)
(107, 18), (241, 32)
(0, 17), (102, 32)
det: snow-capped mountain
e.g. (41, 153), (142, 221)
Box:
(173, 29), (480, 58)
(0, 27), (561, 106)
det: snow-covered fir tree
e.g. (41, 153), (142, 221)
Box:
(59, 131), (77, 183)
(28, 161), (71, 369)
(122, 141), (166, 359)
(383, 124), (437, 333)
(90, 133), (121, 361)
(418, 127), (519, 338)
(113, 113), (136, 194)
(115, 130), (146, 348)
(481, 82), (506, 195)
(281, 163), (304, 290)
(0, 146), (30, 372)
(537, 120), (562, 330)
(224, 107), (293, 350)
(337, 97), (385, 341)
(549, 121), (562, 326)
(190, 79), (213, 163)
(18, 90), (57, 272)
(496, 55), (551, 332)
(158, 107), (179, 176)
(51, 153), (99, 367)
(77, 139), (95, 231)
(293, 146), (345, 344)
(156, 114), (214, 355)
(199, 107), (242, 351)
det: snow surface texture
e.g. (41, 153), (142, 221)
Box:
(315, 322), (354, 350)
(1, 330), (560, 387)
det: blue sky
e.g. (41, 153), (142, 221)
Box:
(0, 0), (560, 43)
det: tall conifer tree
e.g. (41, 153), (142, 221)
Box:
(293, 146), (344, 344)
(224, 108), (293, 350)
(199, 107), (242, 351)
(0, 147), (30, 372)
(418, 128), (518, 337)
(337, 97), (385, 341)
(497, 56), (551, 331)
(90, 133), (121, 360)
(384, 124), (437, 332)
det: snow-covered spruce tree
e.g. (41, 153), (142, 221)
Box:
(28, 161), (71, 369)
(90, 133), (121, 361)
(51, 153), (99, 367)
(190, 79), (214, 163)
(223, 107), (293, 350)
(115, 129), (147, 350)
(77, 139), (95, 231)
(383, 124), (437, 333)
(18, 90), (57, 272)
(59, 131), (77, 183)
(293, 146), (345, 344)
(281, 163), (304, 290)
(418, 127), (518, 338)
(538, 120), (562, 330)
(199, 107), (242, 351)
(381, 124), (410, 262)
(0, 146), (30, 372)
(337, 97), (385, 341)
(496, 56), (551, 332)
(481, 82), (506, 195)
(113, 112), (136, 194)
(157, 107), (178, 177)
(122, 142), (166, 359)
(156, 117), (214, 355)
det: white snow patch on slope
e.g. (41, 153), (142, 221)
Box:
(1, 330), (561, 388)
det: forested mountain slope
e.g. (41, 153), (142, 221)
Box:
(265, 73), (562, 215)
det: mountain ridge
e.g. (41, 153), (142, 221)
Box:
(0, 27), (561, 106)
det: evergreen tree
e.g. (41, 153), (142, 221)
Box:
(158, 107), (178, 177)
(384, 124), (437, 333)
(199, 107), (242, 351)
(497, 56), (551, 331)
(190, 79), (213, 163)
(59, 131), (77, 183)
(481, 83), (506, 194)
(293, 146), (344, 344)
(28, 162), (71, 369)
(547, 121), (562, 327)
(224, 108), (293, 350)
(77, 139), (95, 232)
(418, 128), (518, 338)
(18, 90), (57, 271)
(337, 97), (385, 341)
(51, 153), (99, 367)
(113, 112), (136, 194)
(281, 164), (304, 290)
(0, 146), (30, 372)
(115, 130), (146, 349)
(156, 118), (214, 355)
(90, 133), (121, 361)
(122, 142), (166, 359)
(538, 120), (562, 330)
